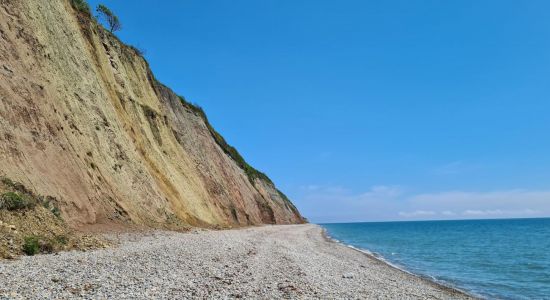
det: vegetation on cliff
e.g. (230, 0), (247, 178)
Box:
(68, 0), (284, 193)
(68, 0), (280, 189)
(70, 0), (91, 15)
(177, 96), (274, 185)
(0, 0), (304, 233)
(176, 96), (301, 218)
(96, 4), (122, 33)
(0, 177), (106, 259)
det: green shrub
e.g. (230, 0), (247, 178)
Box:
(128, 45), (146, 57)
(1, 177), (30, 194)
(0, 177), (14, 187)
(70, 0), (91, 15)
(22, 236), (40, 256)
(0, 192), (34, 210)
(41, 196), (62, 218)
(22, 236), (56, 255)
(51, 206), (62, 218)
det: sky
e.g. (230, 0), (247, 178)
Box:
(88, 0), (550, 223)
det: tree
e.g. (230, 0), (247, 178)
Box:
(96, 4), (121, 33)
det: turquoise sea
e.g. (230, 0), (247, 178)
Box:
(321, 218), (550, 299)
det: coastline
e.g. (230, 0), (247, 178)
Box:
(320, 227), (480, 299)
(1, 224), (476, 299)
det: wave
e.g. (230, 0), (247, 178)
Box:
(321, 229), (482, 299)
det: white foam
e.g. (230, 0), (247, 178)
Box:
(323, 232), (415, 275)
(322, 229), (478, 298)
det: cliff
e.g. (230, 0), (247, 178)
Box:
(0, 0), (304, 229)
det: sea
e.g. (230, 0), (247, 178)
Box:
(321, 218), (550, 300)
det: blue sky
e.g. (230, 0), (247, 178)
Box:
(88, 0), (550, 223)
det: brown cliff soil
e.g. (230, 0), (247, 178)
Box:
(0, 0), (304, 235)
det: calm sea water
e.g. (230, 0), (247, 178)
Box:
(321, 218), (550, 300)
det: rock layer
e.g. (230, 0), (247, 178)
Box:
(0, 0), (304, 228)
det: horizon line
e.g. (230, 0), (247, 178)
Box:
(317, 216), (550, 225)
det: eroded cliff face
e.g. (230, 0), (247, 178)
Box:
(0, 0), (304, 228)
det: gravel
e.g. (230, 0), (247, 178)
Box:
(0, 224), (475, 299)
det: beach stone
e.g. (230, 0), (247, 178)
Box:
(342, 273), (354, 279)
(0, 224), (474, 300)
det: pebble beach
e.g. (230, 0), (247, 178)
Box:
(0, 224), (474, 299)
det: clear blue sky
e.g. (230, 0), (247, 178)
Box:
(88, 0), (550, 223)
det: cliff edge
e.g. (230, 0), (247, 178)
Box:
(0, 0), (305, 229)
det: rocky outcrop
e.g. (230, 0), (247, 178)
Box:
(0, 0), (304, 228)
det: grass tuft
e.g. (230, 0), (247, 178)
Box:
(70, 0), (91, 15)
(22, 236), (57, 256)
(22, 236), (40, 256)
(0, 192), (35, 211)
(1, 178), (62, 216)
(1, 177), (14, 186)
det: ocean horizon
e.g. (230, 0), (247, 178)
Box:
(321, 217), (550, 299)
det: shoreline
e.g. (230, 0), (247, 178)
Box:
(1, 224), (477, 299)
(320, 227), (480, 299)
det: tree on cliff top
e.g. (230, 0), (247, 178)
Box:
(96, 4), (121, 33)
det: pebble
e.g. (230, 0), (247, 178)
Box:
(0, 225), (474, 299)
(342, 273), (354, 279)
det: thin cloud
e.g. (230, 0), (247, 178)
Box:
(441, 210), (456, 216)
(462, 209), (541, 216)
(296, 185), (550, 223)
(398, 210), (436, 217)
